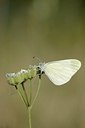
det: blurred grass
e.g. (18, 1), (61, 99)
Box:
(0, 0), (85, 128)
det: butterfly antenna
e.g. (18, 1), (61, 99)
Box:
(33, 56), (41, 63)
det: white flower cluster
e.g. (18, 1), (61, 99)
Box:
(6, 67), (37, 86)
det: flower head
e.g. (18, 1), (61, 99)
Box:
(6, 66), (37, 86)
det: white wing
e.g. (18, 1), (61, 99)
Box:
(44, 59), (81, 86)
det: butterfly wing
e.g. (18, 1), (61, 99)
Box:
(43, 59), (81, 85)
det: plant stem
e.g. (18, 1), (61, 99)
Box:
(22, 83), (29, 106)
(29, 80), (32, 105)
(16, 84), (28, 107)
(28, 106), (32, 128)
(27, 80), (32, 128)
(27, 76), (41, 128)
(31, 76), (41, 107)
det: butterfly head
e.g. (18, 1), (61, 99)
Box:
(36, 62), (45, 75)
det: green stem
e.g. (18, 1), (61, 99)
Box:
(27, 79), (32, 128)
(27, 76), (41, 128)
(28, 106), (32, 128)
(29, 80), (32, 105)
(16, 84), (28, 108)
(22, 83), (29, 107)
(31, 76), (41, 107)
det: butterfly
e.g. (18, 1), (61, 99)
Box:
(37, 59), (81, 85)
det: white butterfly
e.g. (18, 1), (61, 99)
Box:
(38, 59), (81, 85)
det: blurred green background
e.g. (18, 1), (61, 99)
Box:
(0, 0), (85, 128)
